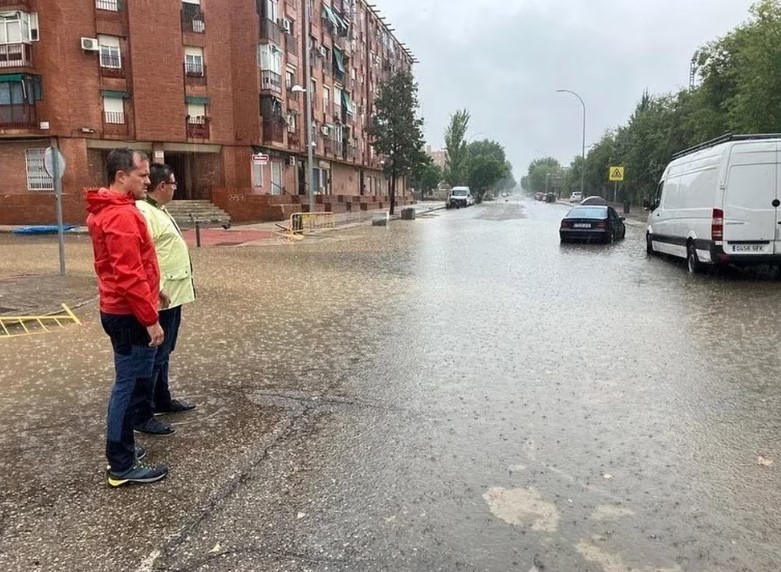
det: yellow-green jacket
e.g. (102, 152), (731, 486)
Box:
(136, 198), (195, 309)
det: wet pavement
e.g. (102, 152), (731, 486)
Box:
(1, 199), (780, 571)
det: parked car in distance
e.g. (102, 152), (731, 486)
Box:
(560, 205), (626, 244)
(646, 134), (781, 273)
(546, 193), (556, 203)
(446, 186), (473, 209)
(535, 192), (545, 201)
(570, 192), (583, 203)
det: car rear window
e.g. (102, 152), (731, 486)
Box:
(565, 207), (607, 219)
(452, 190), (468, 196)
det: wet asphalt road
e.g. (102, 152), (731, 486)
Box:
(1, 199), (780, 571)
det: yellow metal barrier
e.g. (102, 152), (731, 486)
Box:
(290, 212), (336, 234)
(0, 303), (82, 339)
(274, 212), (336, 242)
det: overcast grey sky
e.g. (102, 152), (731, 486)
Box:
(378, 0), (756, 178)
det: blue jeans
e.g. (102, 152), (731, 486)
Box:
(134, 306), (182, 424)
(101, 313), (157, 473)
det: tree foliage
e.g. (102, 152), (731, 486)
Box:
(444, 109), (471, 185)
(526, 1), (781, 203)
(370, 70), (427, 214)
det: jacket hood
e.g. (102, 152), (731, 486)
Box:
(86, 188), (135, 214)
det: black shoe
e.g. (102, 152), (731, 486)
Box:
(154, 398), (196, 415)
(134, 418), (175, 436)
(107, 462), (168, 487)
(106, 443), (147, 472)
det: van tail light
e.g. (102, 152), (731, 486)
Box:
(711, 208), (724, 241)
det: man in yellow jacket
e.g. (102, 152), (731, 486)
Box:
(133, 163), (197, 436)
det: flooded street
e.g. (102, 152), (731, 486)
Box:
(1, 199), (780, 571)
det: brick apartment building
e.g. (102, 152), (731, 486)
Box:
(0, 0), (415, 224)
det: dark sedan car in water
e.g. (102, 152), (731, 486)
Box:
(560, 205), (626, 244)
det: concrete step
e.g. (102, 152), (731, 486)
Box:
(166, 200), (231, 227)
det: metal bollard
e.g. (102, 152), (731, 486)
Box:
(195, 220), (201, 248)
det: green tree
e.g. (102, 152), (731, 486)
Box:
(411, 159), (443, 196)
(370, 71), (427, 215)
(465, 139), (512, 201)
(444, 109), (470, 185)
(526, 157), (561, 193)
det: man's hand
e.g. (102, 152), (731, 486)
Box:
(147, 322), (164, 347)
(160, 291), (171, 309)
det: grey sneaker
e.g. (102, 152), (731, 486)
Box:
(107, 462), (168, 487)
(134, 418), (175, 436)
(106, 444), (146, 472)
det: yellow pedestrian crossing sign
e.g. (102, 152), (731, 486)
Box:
(609, 166), (625, 182)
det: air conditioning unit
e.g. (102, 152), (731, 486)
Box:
(280, 18), (291, 33)
(318, 46), (327, 58)
(321, 125), (330, 136)
(81, 37), (100, 52)
(289, 156), (296, 166)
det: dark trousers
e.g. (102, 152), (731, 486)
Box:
(101, 313), (157, 473)
(134, 306), (182, 424)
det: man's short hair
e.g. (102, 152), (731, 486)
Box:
(149, 163), (173, 193)
(107, 148), (149, 184)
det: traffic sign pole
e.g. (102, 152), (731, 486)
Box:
(45, 145), (67, 276)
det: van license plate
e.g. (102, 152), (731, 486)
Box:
(573, 223), (591, 229)
(730, 243), (768, 253)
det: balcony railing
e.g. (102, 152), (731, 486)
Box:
(259, 18), (282, 44)
(184, 62), (207, 85)
(262, 119), (285, 143)
(0, 43), (32, 69)
(0, 103), (36, 129)
(103, 111), (128, 137)
(260, 70), (281, 93)
(95, 0), (120, 10)
(186, 116), (210, 139)
(181, 9), (206, 33)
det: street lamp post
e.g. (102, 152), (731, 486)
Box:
(556, 89), (586, 196)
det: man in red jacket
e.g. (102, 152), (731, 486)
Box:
(87, 148), (168, 487)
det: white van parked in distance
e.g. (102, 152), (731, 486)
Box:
(646, 133), (781, 273)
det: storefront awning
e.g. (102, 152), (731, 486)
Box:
(0, 73), (23, 83)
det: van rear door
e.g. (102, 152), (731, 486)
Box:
(722, 142), (778, 255)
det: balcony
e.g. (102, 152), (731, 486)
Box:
(262, 119), (285, 144)
(259, 18), (282, 44)
(0, 43), (32, 69)
(181, 7), (206, 33)
(184, 63), (207, 85)
(0, 0), (30, 7)
(99, 53), (124, 78)
(186, 116), (210, 139)
(0, 103), (36, 129)
(103, 111), (128, 137)
(261, 70), (281, 94)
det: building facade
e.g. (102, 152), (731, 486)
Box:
(0, 0), (414, 224)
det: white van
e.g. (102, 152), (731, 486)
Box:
(646, 134), (781, 273)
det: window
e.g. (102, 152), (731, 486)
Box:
(25, 149), (53, 191)
(257, 44), (281, 73)
(252, 162), (263, 187)
(184, 46), (204, 75)
(187, 102), (206, 122)
(265, 0), (278, 21)
(102, 96), (124, 124)
(323, 86), (330, 109)
(285, 68), (295, 89)
(98, 35), (121, 69)
(0, 11), (34, 44)
(95, 0), (120, 11)
(0, 80), (23, 104)
(271, 161), (282, 195)
(286, 111), (296, 132)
